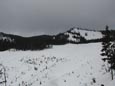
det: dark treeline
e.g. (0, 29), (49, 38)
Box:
(0, 32), (70, 51)
(1, 28), (115, 51)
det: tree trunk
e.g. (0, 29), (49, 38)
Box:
(111, 69), (113, 80)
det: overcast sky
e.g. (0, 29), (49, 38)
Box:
(0, 0), (115, 36)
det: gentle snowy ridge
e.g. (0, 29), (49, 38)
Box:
(64, 28), (102, 42)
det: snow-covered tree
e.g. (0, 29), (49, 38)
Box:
(101, 25), (111, 57)
(101, 25), (115, 80)
(0, 64), (7, 86)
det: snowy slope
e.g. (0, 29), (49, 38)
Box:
(0, 43), (114, 86)
(64, 27), (102, 42)
(0, 32), (14, 42)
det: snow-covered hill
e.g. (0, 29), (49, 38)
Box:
(64, 27), (102, 42)
(0, 43), (114, 86)
(0, 32), (14, 42)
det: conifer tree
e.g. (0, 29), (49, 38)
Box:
(101, 25), (111, 57)
(101, 25), (114, 80)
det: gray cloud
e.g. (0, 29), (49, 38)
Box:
(0, 0), (115, 36)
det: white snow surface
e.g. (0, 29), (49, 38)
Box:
(0, 43), (115, 86)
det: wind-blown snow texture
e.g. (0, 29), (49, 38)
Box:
(0, 43), (114, 86)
